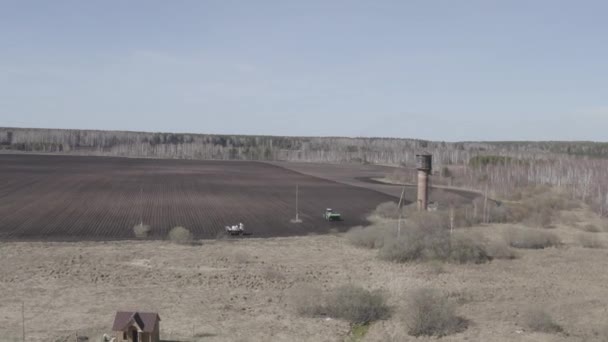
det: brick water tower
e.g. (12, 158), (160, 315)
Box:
(416, 154), (432, 211)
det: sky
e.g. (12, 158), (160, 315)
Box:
(1, 1), (607, 141)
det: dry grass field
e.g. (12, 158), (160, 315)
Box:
(1, 207), (608, 341)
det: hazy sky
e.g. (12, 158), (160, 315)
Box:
(1, 1), (607, 141)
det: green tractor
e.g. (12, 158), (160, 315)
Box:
(323, 208), (342, 221)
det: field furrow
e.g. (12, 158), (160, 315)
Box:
(0, 155), (396, 240)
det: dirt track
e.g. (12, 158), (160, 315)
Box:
(0, 155), (396, 240)
(270, 161), (480, 206)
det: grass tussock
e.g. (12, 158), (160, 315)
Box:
(503, 226), (560, 249)
(133, 224), (151, 239)
(168, 226), (193, 244)
(293, 284), (390, 324)
(406, 288), (467, 337)
(578, 233), (604, 249)
(522, 308), (563, 334)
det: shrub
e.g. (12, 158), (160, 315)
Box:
(452, 206), (477, 227)
(522, 308), (563, 333)
(325, 285), (390, 324)
(373, 201), (402, 220)
(379, 231), (448, 263)
(524, 208), (553, 228)
(582, 224), (601, 233)
(291, 285), (325, 317)
(448, 232), (492, 264)
(408, 210), (450, 230)
(486, 240), (518, 259)
(559, 212), (580, 226)
(578, 233), (604, 249)
(503, 227), (560, 249)
(294, 284), (390, 324)
(406, 288), (467, 337)
(488, 203), (510, 223)
(346, 224), (394, 249)
(378, 215), (490, 264)
(378, 211), (450, 262)
(492, 188), (581, 227)
(133, 224), (151, 239)
(168, 226), (193, 244)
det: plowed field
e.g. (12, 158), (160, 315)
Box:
(0, 155), (396, 240)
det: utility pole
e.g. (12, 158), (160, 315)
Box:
(483, 184), (489, 224)
(139, 187), (143, 227)
(449, 205), (455, 235)
(291, 184), (302, 223)
(22, 301), (25, 342)
(397, 186), (406, 238)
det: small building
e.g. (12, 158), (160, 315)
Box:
(112, 311), (161, 342)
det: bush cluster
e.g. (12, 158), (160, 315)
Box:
(372, 201), (404, 220)
(522, 308), (563, 334)
(578, 233), (604, 249)
(293, 284), (475, 337)
(346, 224), (394, 249)
(364, 211), (493, 264)
(451, 187), (581, 228)
(406, 288), (467, 337)
(168, 226), (193, 244)
(293, 284), (390, 324)
(502, 226), (560, 249)
(582, 223), (601, 233)
(502, 189), (580, 227)
(133, 224), (151, 239)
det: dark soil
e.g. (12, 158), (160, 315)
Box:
(0, 154), (396, 241)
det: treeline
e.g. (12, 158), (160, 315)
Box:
(0, 127), (481, 167)
(482, 141), (608, 158)
(3, 127), (608, 167)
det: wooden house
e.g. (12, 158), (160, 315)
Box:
(112, 311), (161, 342)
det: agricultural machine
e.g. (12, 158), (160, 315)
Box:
(323, 208), (342, 221)
(225, 222), (245, 236)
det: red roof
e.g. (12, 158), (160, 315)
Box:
(112, 311), (160, 333)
